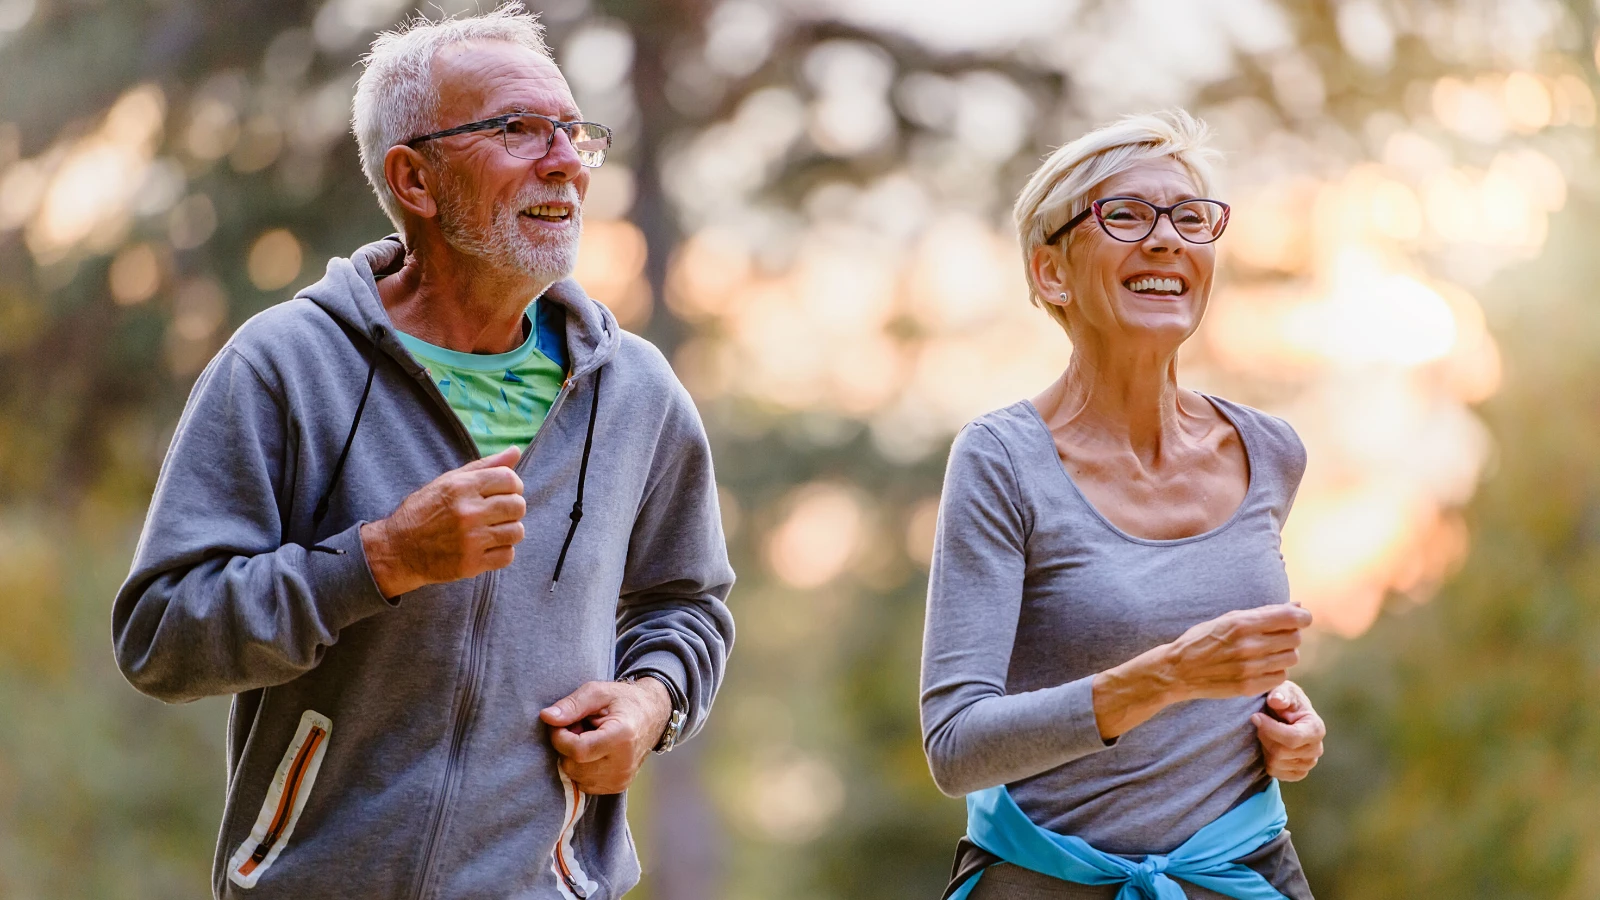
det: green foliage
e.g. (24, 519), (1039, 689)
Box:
(1289, 200), (1600, 898)
(5, 1), (1600, 899)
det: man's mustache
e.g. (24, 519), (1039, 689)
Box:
(509, 186), (581, 209)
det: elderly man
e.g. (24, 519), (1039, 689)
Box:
(111, 7), (734, 898)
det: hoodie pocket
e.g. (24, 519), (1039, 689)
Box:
(226, 710), (333, 889)
(551, 770), (601, 900)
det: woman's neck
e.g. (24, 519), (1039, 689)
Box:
(1036, 337), (1189, 464)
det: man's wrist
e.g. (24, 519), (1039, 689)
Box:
(360, 519), (416, 598)
(636, 675), (672, 728)
(622, 671), (685, 753)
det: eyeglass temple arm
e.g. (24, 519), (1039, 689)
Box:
(1046, 204), (1097, 245)
(406, 114), (518, 146)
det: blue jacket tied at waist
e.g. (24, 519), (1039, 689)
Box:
(949, 781), (1290, 900)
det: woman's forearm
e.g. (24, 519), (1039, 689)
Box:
(923, 676), (1118, 796)
(1091, 643), (1187, 740)
(1092, 604), (1313, 740)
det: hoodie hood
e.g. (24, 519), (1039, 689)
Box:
(300, 235), (622, 381)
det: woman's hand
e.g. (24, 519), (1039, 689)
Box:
(1253, 680), (1325, 782)
(1092, 603), (1312, 741)
(1162, 604), (1312, 700)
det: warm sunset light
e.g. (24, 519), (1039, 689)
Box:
(650, 57), (1576, 639)
(8, 3), (1597, 897)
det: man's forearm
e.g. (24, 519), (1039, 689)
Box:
(114, 524), (391, 702)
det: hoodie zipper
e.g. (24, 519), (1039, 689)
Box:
(410, 374), (579, 900)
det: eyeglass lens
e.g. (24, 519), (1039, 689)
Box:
(1098, 198), (1227, 243)
(502, 117), (611, 167)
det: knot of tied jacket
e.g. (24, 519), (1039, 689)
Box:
(1127, 854), (1177, 899)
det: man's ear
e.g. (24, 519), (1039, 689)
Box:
(384, 144), (439, 220)
(1030, 243), (1070, 308)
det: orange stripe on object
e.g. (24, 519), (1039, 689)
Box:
(236, 726), (327, 876)
(555, 786), (584, 880)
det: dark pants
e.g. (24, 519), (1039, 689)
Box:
(952, 832), (1315, 900)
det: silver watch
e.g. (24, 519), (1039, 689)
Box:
(655, 707), (686, 754)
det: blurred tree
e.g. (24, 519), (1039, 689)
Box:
(5, 1), (1600, 899)
(1288, 197), (1600, 898)
(660, 1), (1600, 898)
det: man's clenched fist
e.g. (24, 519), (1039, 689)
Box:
(361, 445), (527, 597)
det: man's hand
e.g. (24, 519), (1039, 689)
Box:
(542, 678), (672, 795)
(361, 445), (526, 598)
(1252, 680), (1326, 782)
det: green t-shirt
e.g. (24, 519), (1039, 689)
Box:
(395, 306), (566, 457)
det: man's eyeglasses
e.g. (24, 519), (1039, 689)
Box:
(1046, 196), (1230, 246)
(405, 113), (612, 167)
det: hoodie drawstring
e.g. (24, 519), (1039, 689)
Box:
(550, 366), (602, 591)
(309, 327), (382, 553)
(308, 321), (605, 588)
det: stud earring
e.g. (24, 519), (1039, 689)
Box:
(1057, 292), (1070, 305)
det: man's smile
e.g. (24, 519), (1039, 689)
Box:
(521, 203), (571, 222)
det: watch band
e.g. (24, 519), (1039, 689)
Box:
(621, 670), (687, 753)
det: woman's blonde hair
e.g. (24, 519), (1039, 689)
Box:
(1012, 109), (1221, 332)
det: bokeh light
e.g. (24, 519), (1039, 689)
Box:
(247, 229), (305, 291)
(6, 2), (1600, 898)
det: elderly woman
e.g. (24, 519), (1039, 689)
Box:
(920, 110), (1325, 900)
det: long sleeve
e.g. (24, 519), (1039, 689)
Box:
(613, 380), (736, 743)
(919, 423), (1113, 797)
(111, 347), (392, 703)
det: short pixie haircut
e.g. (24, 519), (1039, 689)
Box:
(1012, 109), (1221, 332)
(353, 3), (551, 231)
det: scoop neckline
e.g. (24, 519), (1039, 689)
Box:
(1021, 394), (1257, 547)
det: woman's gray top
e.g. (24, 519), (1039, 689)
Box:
(920, 396), (1307, 856)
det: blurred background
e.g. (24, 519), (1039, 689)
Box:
(2, 0), (1599, 897)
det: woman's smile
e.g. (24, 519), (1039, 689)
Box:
(1120, 271), (1190, 298)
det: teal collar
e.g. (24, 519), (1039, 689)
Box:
(394, 304), (553, 373)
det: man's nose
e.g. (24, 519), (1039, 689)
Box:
(536, 127), (583, 182)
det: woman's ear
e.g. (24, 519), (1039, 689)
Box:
(1030, 243), (1070, 309)
(384, 144), (439, 220)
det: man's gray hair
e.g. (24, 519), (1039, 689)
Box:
(352, 2), (551, 231)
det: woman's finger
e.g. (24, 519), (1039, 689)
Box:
(1254, 714), (1317, 748)
(1247, 630), (1304, 658)
(1266, 681), (1307, 711)
(1238, 672), (1291, 697)
(1247, 648), (1301, 675)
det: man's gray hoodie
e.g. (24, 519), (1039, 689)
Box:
(112, 237), (736, 900)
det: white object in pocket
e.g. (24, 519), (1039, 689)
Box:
(551, 770), (601, 900)
(226, 710), (333, 889)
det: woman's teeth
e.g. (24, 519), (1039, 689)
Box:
(1124, 276), (1185, 295)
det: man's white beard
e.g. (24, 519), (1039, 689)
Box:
(437, 177), (582, 287)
